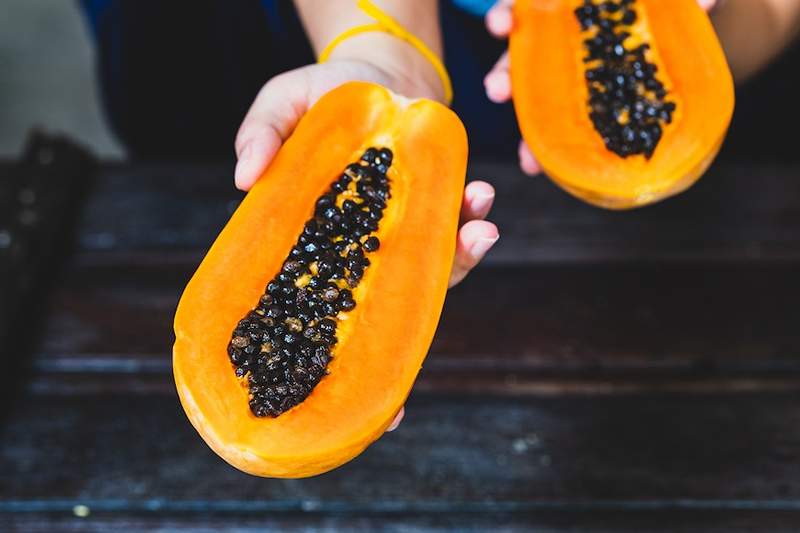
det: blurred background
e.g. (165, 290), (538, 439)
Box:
(0, 0), (124, 158)
(4, 0), (800, 163)
(2, 1), (800, 532)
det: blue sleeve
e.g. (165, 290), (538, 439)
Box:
(450, 0), (495, 17)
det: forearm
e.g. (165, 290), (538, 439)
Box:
(711, 0), (800, 81)
(293, 0), (446, 102)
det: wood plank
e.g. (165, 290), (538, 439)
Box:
(4, 392), (800, 510)
(4, 509), (800, 532)
(28, 261), (800, 394)
(73, 162), (800, 263)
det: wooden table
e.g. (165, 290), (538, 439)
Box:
(2, 155), (800, 531)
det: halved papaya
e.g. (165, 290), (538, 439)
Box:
(510, 0), (735, 209)
(173, 82), (467, 478)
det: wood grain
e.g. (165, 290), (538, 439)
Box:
(4, 393), (800, 508)
(4, 509), (800, 532)
(72, 162), (800, 263)
(3, 159), (800, 531)
(27, 261), (800, 395)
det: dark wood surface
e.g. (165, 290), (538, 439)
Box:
(5, 393), (800, 532)
(29, 262), (800, 396)
(2, 159), (800, 531)
(73, 161), (800, 263)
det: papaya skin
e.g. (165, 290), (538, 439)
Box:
(510, 0), (735, 209)
(173, 82), (467, 478)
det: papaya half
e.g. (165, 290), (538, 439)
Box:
(173, 82), (467, 478)
(510, 0), (735, 209)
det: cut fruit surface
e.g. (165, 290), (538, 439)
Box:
(511, 0), (734, 209)
(173, 82), (467, 478)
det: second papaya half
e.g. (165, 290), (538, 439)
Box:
(511, 0), (735, 209)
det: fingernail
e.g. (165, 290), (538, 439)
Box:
(487, 5), (510, 30)
(497, 7), (512, 29)
(485, 76), (501, 100)
(234, 142), (252, 189)
(486, 75), (510, 103)
(471, 191), (495, 214)
(519, 149), (542, 176)
(469, 235), (499, 259)
(386, 409), (404, 432)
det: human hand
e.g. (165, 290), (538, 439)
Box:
(234, 61), (499, 433)
(483, 0), (725, 175)
(235, 60), (396, 191)
(235, 59), (499, 281)
(386, 178), (498, 432)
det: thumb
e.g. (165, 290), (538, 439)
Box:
(234, 72), (310, 191)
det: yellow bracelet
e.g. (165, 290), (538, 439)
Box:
(318, 0), (454, 106)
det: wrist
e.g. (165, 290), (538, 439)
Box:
(326, 32), (446, 103)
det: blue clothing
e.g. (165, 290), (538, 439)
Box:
(78, 0), (518, 159)
(451, 0), (495, 16)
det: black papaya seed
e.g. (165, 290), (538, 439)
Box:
(228, 147), (393, 417)
(574, 0), (676, 159)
